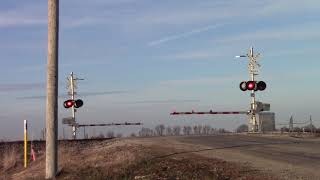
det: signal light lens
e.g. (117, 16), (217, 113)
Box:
(246, 81), (256, 90)
(239, 81), (247, 91)
(74, 99), (83, 108)
(257, 81), (266, 91)
(63, 100), (74, 108)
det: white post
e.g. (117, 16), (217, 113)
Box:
(24, 120), (28, 168)
(248, 47), (260, 132)
(70, 72), (77, 139)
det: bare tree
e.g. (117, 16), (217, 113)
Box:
(138, 127), (154, 137)
(116, 133), (123, 138)
(218, 128), (228, 134)
(173, 126), (181, 136)
(183, 126), (192, 135)
(202, 125), (211, 135)
(166, 126), (173, 136)
(155, 124), (165, 136)
(210, 128), (218, 134)
(193, 125), (202, 135)
(236, 124), (248, 133)
(97, 132), (105, 139)
(303, 124), (316, 133)
(106, 131), (115, 138)
(193, 125), (198, 135)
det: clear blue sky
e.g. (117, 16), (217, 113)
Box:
(1, 0), (320, 140)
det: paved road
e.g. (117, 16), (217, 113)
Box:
(174, 135), (320, 180)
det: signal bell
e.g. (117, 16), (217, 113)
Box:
(239, 81), (266, 91)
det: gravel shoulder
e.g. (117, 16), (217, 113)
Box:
(168, 135), (320, 180)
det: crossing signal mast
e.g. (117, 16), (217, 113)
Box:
(62, 72), (143, 139)
(64, 72), (84, 139)
(171, 47), (269, 133)
(236, 47), (267, 132)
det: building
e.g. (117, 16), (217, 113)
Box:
(258, 112), (276, 132)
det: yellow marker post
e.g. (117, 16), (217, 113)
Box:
(24, 120), (28, 168)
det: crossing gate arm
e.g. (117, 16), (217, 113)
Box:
(170, 110), (249, 115)
(77, 122), (143, 127)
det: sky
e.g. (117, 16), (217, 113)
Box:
(1, 0), (320, 140)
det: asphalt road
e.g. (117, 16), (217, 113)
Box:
(174, 135), (320, 180)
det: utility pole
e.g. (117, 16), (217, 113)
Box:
(46, 0), (59, 178)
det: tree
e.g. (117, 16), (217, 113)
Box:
(202, 125), (211, 135)
(293, 127), (302, 133)
(97, 132), (105, 139)
(155, 124), (165, 136)
(183, 126), (192, 135)
(236, 124), (248, 133)
(302, 124), (316, 133)
(106, 131), (115, 138)
(193, 125), (202, 135)
(166, 126), (173, 136)
(280, 126), (289, 133)
(210, 128), (218, 134)
(138, 127), (154, 137)
(173, 126), (181, 136)
(218, 128), (228, 134)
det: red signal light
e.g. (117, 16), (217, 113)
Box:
(246, 81), (256, 91)
(63, 99), (74, 108)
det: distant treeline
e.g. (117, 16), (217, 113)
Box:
(56, 123), (320, 140)
(137, 124), (230, 137)
(87, 124), (231, 139)
(280, 124), (320, 133)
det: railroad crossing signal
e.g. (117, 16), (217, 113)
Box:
(63, 99), (83, 108)
(239, 81), (266, 91)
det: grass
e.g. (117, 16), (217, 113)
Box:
(1, 144), (19, 172)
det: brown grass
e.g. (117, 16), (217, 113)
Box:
(2, 139), (279, 179)
(1, 145), (18, 171)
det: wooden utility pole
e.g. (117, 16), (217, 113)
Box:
(46, 0), (59, 178)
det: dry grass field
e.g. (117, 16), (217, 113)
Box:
(1, 134), (319, 179)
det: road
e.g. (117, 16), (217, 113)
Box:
(171, 135), (320, 180)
